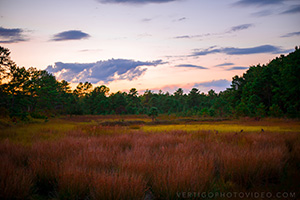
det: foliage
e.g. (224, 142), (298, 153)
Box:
(0, 46), (299, 119)
(225, 46), (300, 118)
(148, 107), (159, 121)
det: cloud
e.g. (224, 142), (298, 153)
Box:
(141, 18), (152, 22)
(174, 35), (191, 39)
(138, 33), (152, 38)
(0, 26), (28, 43)
(146, 80), (231, 94)
(215, 62), (235, 67)
(228, 24), (253, 32)
(51, 30), (90, 41)
(173, 17), (187, 22)
(227, 66), (249, 71)
(193, 79), (231, 93)
(79, 49), (103, 52)
(178, 17), (186, 21)
(235, 1), (300, 16)
(175, 64), (207, 69)
(281, 5), (300, 14)
(192, 48), (221, 56)
(251, 10), (274, 17)
(234, 0), (284, 7)
(191, 45), (291, 56)
(175, 23), (253, 40)
(46, 59), (164, 83)
(195, 79), (231, 88)
(174, 33), (210, 39)
(97, 0), (178, 4)
(280, 31), (300, 38)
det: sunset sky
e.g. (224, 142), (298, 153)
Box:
(1, 0), (299, 94)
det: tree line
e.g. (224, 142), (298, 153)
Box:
(0, 46), (299, 120)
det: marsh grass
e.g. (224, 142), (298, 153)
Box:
(0, 141), (33, 200)
(77, 124), (130, 136)
(141, 122), (300, 133)
(91, 172), (146, 200)
(0, 120), (76, 145)
(0, 117), (299, 200)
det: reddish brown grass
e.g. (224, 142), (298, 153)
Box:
(0, 123), (299, 200)
(216, 144), (287, 188)
(0, 141), (33, 200)
(91, 172), (146, 200)
(57, 166), (93, 200)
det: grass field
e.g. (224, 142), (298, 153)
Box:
(0, 115), (299, 200)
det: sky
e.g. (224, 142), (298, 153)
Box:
(0, 0), (299, 94)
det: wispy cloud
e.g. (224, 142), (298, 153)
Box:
(228, 24), (253, 33)
(46, 59), (164, 83)
(174, 33), (210, 39)
(235, 1), (300, 17)
(138, 33), (152, 37)
(175, 23), (253, 40)
(174, 35), (190, 39)
(227, 66), (249, 71)
(79, 49), (102, 53)
(195, 79), (231, 88)
(174, 35), (191, 39)
(281, 5), (300, 14)
(51, 30), (90, 41)
(175, 64), (207, 69)
(0, 26), (28, 43)
(97, 0), (178, 5)
(233, 0), (284, 7)
(148, 79), (232, 94)
(173, 17), (187, 22)
(280, 31), (300, 38)
(191, 45), (291, 56)
(193, 79), (231, 93)
(215, 62), (235, 67)
(141, 18), (152, 22)
(251, 10), (274, 17)
(178, 17), (186, 21)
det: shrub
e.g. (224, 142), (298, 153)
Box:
(235, 101), (250, 117)
(30, 111), (47, 119)
(148, 107), (159, 122)
(269, 104), (283, 118)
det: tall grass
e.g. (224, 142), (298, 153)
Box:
(57, 166), (93, 200)
(216, 144), (287, 188)
(91, 172), (146, 200)
(0, 141), (33, 200)
(0, 120), (299, 200)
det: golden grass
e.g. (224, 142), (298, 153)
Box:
(141, 121), (300, 133)
(0, 119), (76, 145)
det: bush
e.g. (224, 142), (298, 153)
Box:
(235, 101), (250, 117)
(30, 112), (47, 119)
(269, 104), (283, 118)
(148, 107), (158, 122)
(255, 103), (266, 117)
